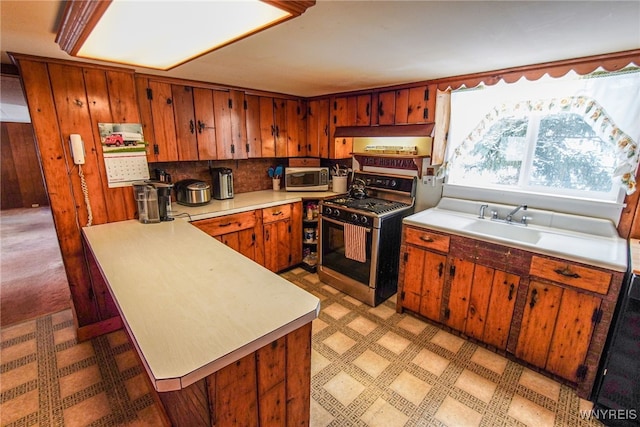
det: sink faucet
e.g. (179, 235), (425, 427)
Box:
(478, 204), (489, 219)
(506, 204), (527, 222)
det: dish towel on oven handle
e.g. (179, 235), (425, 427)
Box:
(344, 222), (367, 263)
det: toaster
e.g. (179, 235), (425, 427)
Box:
(210, 167), (234, 200)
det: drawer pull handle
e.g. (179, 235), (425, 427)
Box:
(508, 283), (515, 300)
(220, 222), (232, 227)
(529, 288), (538, 308)
(419, 235), (434, 242)
(272, 211), (283, 216)
(554, 267), (581, 279)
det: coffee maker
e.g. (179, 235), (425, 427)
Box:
(132, 181), (174, 223)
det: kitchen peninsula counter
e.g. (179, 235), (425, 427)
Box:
(83, 214), (321, 426)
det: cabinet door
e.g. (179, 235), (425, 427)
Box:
(286, 99), (306, 157)
(332, 137), (352, 159)
(333, 97), (349, 127)
(237, 227), (259, 262)
(318, 99), (330, 158)
(355, 94), (371, 126)
(515, 280), (563, 368)
(377, 91), (395, 125)
(401, 245), (427, 313)
(394, 89), (409, 124)
(244, 94), (262, 158)
(407, 85), (435, 124)
(483, 271), (518, 350)
(464, 265), (495, 342)
(444, 258), (474, 332)
(419, 250), (447, 322)
(546, 289), (600, 381)
(264, 220), (290, 272)
(171, 85), (199, 161)
(260, 97), (276, 158)
(147, 80), (178, 161)
(272, 98), (288, 157)
(213, 90), (234, 159)
(306, 100), (320, 157)
(193, 87), (217, 160)
(229, 90), (248, 159)
(219, 231), (240, 252)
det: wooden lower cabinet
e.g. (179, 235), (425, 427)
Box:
(157, 322), (312, 427)
(262, 202), (303, 272)
(191, 210), (264, 266)
(397, 224), (622, 398)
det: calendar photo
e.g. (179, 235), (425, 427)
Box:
(98, 123), (150, 188)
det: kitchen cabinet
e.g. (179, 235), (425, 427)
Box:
(136, 78), (179, 162)
(214, 89), (248, 160)
(260, 97), (288, 158)
(332, 95), (372, 128)
(516, 256), (607, 383)
(306, 98), (330, 158)
(374, 85), (436, 125)
(192, 210), (264, 265)
(262, 202), (302, 272)
(136, 79), (224, 161)
(244, 94), (262, 158)
(399, 226), (449, 322)
(286, 99), (308, 157)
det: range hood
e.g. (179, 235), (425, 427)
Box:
(334, 123), (434, 138)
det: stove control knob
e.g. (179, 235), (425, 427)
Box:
(333, 209), (340, 217)
(360, 216), (369, 225)
(350, 213), (358, 222)
(324, 207), (332, 215)
(390, 180), (397, 187)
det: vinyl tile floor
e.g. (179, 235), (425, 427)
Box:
(0, 268), (603, 426)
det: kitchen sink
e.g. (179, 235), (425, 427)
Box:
(463, 220), (541, 244)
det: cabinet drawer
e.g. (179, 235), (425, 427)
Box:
(529, 255), (612, 294)
(262, 204), (292, 223)
(192, 210), (258, 237)
(404, 227), (450, 253)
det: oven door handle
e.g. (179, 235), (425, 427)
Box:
(322, 216), (372, 232)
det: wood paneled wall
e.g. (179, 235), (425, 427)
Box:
(14, 55), (140, 336)
(1, 122), (48, 209)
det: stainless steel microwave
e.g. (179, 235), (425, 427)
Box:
(285, 167), (329, 191)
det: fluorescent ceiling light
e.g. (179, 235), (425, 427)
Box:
(57, 0), (314, 70)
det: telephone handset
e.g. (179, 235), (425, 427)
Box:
(69, 133), (92, 226)
(70, 134), (85, 165)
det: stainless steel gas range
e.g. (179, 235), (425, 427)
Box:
(318, 171), (417, 306)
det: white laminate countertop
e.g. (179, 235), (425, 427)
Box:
(83, 218), (321, 393)
(170, 189), (339, 221)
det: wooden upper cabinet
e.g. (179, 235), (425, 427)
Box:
(375, 85), (436, 125)
(377, 90), (396, 125)
(332, 95), (371, 127)
(193, 87), (217, 160)
(286, 99), (307, 158)
(244, 94), (262, 158)
(355, 94), (371, 126)
(140, 79), (179, 162)
(213, 90), (247, 160)
(171, 85), (200, 161)
(259, 97), (288, 158)
(306, 98), (330, 158)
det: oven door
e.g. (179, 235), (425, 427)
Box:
(319, 216), (376, 286)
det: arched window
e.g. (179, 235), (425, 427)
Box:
(440, 68), (640, 222)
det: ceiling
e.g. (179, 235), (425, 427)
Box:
(1, 0), (639, 106)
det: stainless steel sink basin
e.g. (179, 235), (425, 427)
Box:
(463, 220), (541, 244)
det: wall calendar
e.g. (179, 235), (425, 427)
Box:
(98, 123), (150, 188)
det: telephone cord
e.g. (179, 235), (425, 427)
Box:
(78, 165), (93, 227)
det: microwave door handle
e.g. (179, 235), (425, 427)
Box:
(291, 173), (305, 177)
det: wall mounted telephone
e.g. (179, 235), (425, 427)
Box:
(69, 133), (93, 226)
(70, 134), (85, 165)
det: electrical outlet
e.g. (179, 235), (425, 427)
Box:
(422, 176), (435, 185)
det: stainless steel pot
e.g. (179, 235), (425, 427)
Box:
(174, 179), (211, 206)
